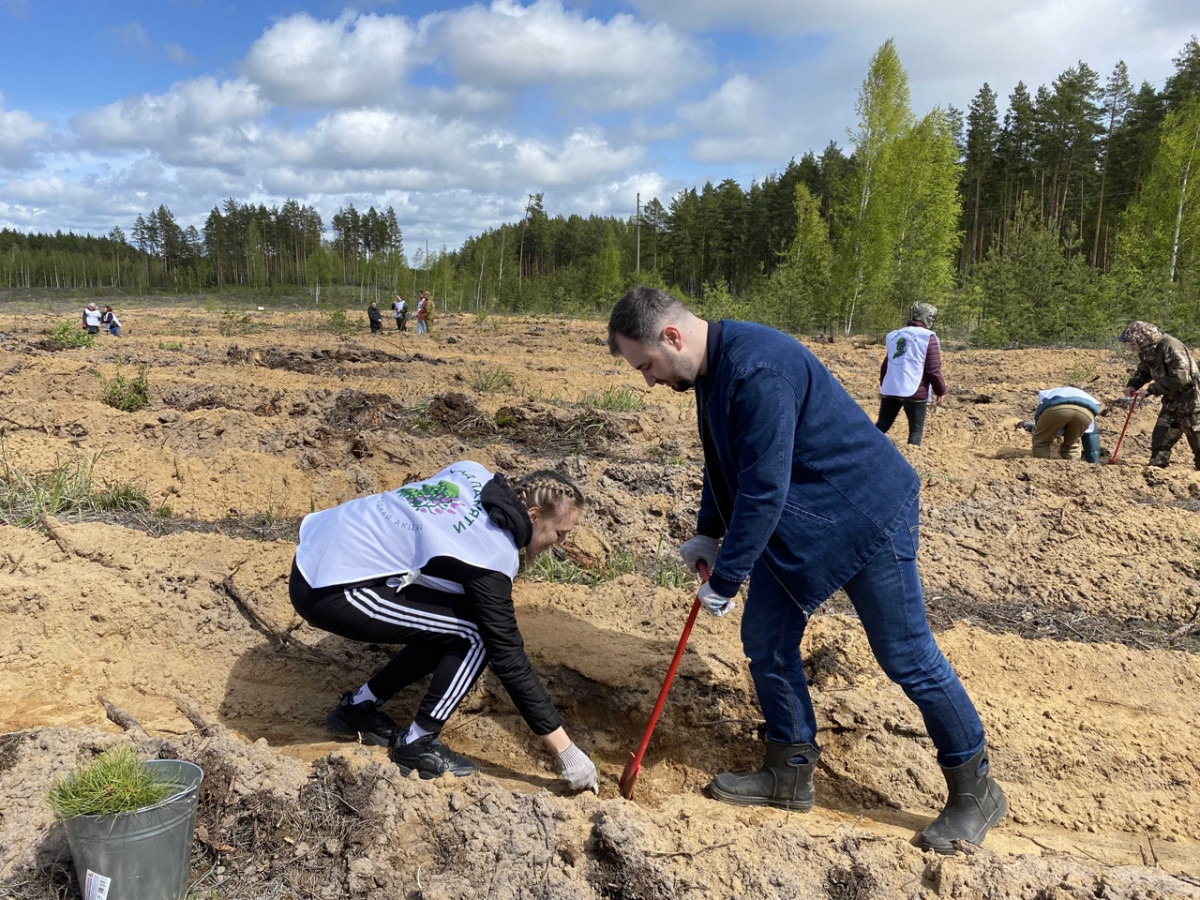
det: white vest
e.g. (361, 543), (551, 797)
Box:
(881, 326), (935, 397)
(295, 461), (519, 590)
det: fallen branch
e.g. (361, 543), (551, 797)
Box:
(38, 513), (77, 556)
(174, 692), (213, 732)
(647, 840), (735, 859)
(220, 575), (340, 665)
(98, 694), (149, 739)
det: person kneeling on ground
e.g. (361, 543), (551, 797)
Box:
(1027, 386), (1101, 462)
(82, 302), (102, 334)
(101, 305), (122, 337)
(289, 460), (598, 792)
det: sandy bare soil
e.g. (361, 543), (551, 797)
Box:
(1, 303), (1198, 899)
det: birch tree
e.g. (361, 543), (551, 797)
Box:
(833, 38), (912, 334)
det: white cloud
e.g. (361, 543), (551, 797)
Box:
(165, 43), (195, 65)
(0, 93), (51, 168)
(562, 170), (672, 220)
(242, 11), (420, 107)
(437, 0), (709, 108)
(262, 109), (643, 192)
(71, 78), (270, 154)
(679, 74), (767, 133)
(621, 0), (1028, 34)
(512, 128), (644, 183)
(677, 74), (801, 162)
(104, 21), (152, 56)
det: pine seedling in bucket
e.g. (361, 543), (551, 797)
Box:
(47, 747), (179, 820)
(47, 746), (204, 900)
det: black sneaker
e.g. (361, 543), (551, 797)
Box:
(389, 733), (479, 779)
(325, 693), (399, 747)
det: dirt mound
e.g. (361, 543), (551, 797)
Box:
(225, 344), (411, 372)
(1, 307), (1199, 899)
(495, 404), (630, 456)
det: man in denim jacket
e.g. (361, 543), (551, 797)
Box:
(608, 286), (1005, 854)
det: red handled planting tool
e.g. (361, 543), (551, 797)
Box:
(1109, 395), (1137, 465)
(618, 561), (709, 800)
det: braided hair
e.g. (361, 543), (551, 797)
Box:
(511, 470), (585, 518)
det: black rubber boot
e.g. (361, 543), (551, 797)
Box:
(707, 741), (819, 811)
(917, 745), (1008, 854)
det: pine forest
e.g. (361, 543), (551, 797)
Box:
(4, 38), (1200, 346)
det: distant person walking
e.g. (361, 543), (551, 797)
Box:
(876, 302), (945, 446)
(416, 292), (430, 335)
(368, 301), (382, 334)
(1120, 320), (1200, 469)
(100, 305), (122, 337)
(1029, 387), (1100, 462)
(393, 294), (408, 331)
(82, 303), (102, 334)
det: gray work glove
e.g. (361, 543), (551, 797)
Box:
(556, 743), (599, 794)
(679, 535), (720, 575)
(697, 582), (736, 618)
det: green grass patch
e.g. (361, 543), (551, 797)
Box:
(325, 308), (355, 336)
(526, 540), (695, 588)
(575, 386), (645, 412)
(45, 322), (95, 350)
(99, 365), (150, 412)
(470, 363), (514, 394)
(47, 747), (179, 820)
(217, 308), (263, 336)
(0, 452), (152, 526)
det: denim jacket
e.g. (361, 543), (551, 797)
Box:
(696, 321), (920, 609)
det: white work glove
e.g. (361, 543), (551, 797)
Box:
(698, 582), (736, 618)
(556, 743), (599, 794)
(679, 535), (720, 575)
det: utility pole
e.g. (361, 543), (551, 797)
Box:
(635, 193), (641, 273)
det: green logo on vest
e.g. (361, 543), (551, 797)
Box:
(892, 336), (908, 359)
(398, 481), (466, 515)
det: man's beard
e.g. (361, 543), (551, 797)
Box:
(670, 378), (694, 392)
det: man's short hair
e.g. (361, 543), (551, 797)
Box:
(607, 286), (686, 355)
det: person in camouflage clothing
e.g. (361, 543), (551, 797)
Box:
(1120, 321), (1200, 468)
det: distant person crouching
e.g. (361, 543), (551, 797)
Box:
(1029, 387), (1100, 462)
(101, 305), (122, 337)
(82, 303), (102, 334)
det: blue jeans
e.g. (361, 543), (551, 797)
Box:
(741, 496), (985, 767)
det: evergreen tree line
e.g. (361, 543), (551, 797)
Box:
(2, 38), (1199, 344)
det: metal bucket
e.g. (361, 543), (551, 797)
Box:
(62, 759), (204, 900)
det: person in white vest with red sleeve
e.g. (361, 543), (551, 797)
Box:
(876, 302), (946, 446)
(289, 460), (598, 793)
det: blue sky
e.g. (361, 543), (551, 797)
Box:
(1, 0), (1198, 255)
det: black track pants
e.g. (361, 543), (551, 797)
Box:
(290, 561), (487, 732)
